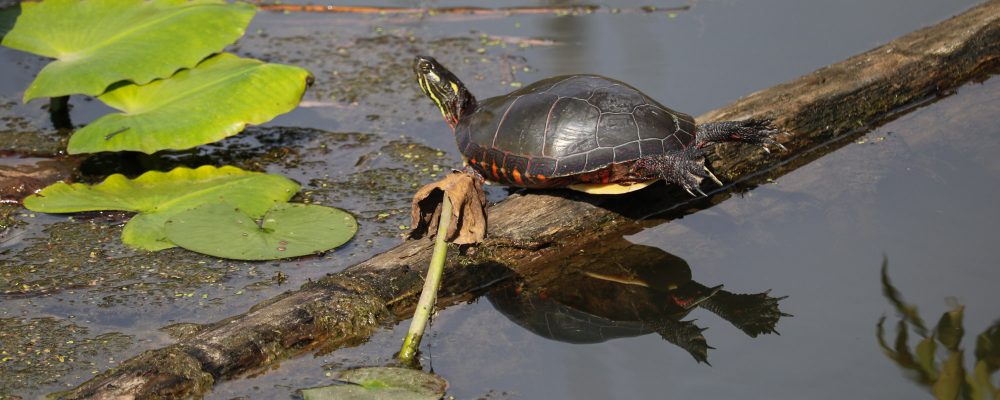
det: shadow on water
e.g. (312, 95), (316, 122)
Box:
(487, 235), (789, 364)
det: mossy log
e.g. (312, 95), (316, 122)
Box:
(57, 2), (999, 398)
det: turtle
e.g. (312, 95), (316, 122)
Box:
(413, 55), (783, 195)
(486, 240), (789, 363)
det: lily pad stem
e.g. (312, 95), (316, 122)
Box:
(398, 195), (452, 365)
(49, 96), (72, 131)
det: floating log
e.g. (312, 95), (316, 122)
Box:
(254, 3), (690, 17)
(57, 2), (999, 398)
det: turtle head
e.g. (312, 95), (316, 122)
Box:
(413, 55), (476, 129)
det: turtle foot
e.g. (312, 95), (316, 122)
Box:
(698, 289), (791, 338)
(652, 319), (712, 364)
(636, 148), (715, 197)
(697, 119), (785, 153)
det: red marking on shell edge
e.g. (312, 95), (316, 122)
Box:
(536, 174), (546, 181)
(491, 163), (499, 180)
(512, 169), (523, 185)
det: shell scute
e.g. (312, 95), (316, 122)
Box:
(544, 97), (600, 157)
(597, 113), (639, 147)
(591, 85), (646, 113)
(613, 141), (641, 162)
(460, 74), (696, 180)
(555, 153), (587, 176)
(585, 147), (615, 171)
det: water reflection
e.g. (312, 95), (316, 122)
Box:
(878, 259), (1000, 399)
(487, 237), (789, 364)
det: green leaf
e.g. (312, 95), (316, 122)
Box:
(1, 0), (255, 101)
(164, 203), (357, 260)
(880, 258), (929, 336)
(932, 351), (965, 400)
(968, 360), (997, 400)
(301, 367), (447, 400)
(894, 319), (921, 372)
(877, 317), (900, 361)
(68, 53), (312, 154)
(937, 306), (966, 353)
(974, 320), (1000, 373)
(916, 335), (940, 381)
(23, 165), (299, 250)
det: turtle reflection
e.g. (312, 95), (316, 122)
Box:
(487, 241), (789, 363)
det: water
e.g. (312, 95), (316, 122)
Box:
(0, 0), (994, 398)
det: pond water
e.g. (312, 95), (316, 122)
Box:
(0, 0), (995, 398)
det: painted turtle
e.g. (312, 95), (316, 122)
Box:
(487, 240), (788, 362)
(414, 56), (782, 195)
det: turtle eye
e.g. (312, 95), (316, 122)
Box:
(418, 60), (432, 74)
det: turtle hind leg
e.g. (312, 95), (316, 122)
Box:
(633, 148), (720, 197)
(696, 119), (785, 152)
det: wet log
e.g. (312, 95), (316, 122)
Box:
(255, 3), (690, 17)
(57, 2), (999, 399)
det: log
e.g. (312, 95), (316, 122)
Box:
(56, 2), (999, 398)
(254, 4), (690, 17)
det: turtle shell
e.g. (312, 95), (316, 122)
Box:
(455, 75), (697, 187)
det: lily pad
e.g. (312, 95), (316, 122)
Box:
(1, 0), (255, 102)
(67, 53), (312, 154)
(301, 367), (447, 400)
(164, 202), (357, 260)
(23, 165), (299, 250)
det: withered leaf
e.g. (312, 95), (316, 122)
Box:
(409, 171), (487, 245)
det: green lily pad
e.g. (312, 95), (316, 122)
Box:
(23, 165), (299, 250)
(301, 367), (447, 400)
(164, 202), (357, 261)
(1, 0), (255, 102)
(67, 53), (312, 154)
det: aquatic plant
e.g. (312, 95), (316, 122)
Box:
(4, 1), (356, 260)
(67, 53), (311, 154)
(24, 166), (300, 251)
(300, 367), (447, 400)
(878, 259), (1000, 400)
(164, 202), (357, 261)
(2, 0), (255, 102)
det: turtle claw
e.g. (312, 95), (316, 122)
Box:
(703, 167), (723, 187)
(637, 149), (714, 197)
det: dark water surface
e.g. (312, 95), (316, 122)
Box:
(1, 0), (995, 398)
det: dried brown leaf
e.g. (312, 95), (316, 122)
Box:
(409, 172), (487, 245)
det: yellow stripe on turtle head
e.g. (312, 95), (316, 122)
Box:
(419, 76), (448, 119)
(568, 179), (659, 194)
(426, 70), (441, 83)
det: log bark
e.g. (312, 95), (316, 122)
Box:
(57, 2), (999, 398)
(254, 3), (690, 16)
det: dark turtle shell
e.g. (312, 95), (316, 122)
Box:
(455, 75), (696, 187)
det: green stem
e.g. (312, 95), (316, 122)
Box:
(49, 96), (72, 131)
(398, 195), (452, 365)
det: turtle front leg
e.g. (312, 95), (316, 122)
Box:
(633, 148), (722, 197)
(696, 119), (785, 152)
